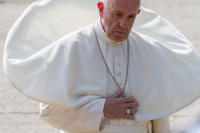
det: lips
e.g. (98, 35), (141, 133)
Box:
(115, 31), (127, 35)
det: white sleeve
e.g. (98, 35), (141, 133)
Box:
(40, 98), (106, 133)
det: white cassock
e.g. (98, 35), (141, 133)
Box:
(3, 0), (200, 133)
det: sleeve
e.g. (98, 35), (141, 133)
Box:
(40, 98), (106, 133)
(152, 117), (170, 133)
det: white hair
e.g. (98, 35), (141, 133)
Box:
(100, 0), (141, 8)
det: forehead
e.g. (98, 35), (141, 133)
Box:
(109, 0), (140, 13)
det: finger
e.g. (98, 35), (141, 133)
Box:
(110, 90), (123, 98)
(129, 108), (137, 114)
(123, 108), (137, 116)
(120, 97), (138, 104)
(123, 102), (138, 108)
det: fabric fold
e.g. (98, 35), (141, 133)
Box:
(3, 0), (200, 121)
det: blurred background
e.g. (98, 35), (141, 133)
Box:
(0, 0), (200, 133)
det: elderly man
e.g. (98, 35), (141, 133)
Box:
(3, 0), (200, 133)
(40, 0), (168, 132)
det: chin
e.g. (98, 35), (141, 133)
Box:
(112, 36), (127, 42)
(111, 33), (129, 42)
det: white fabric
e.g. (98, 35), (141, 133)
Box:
(3, 0), (200, 121)
(40, 102), (153, 133)
(169, 98), (200, 132)
(40, 20), (152, 133)
(40, 103), (170, 133)
(40, 99), (106, 133)
(101, 120), (151, 133)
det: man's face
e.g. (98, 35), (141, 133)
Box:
(98, 0), (140, 42)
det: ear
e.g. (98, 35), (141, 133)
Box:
(97, 2), (104, 18)
(137, 9), (141, 15)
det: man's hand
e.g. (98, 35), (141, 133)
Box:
(103, 90), (139, 120)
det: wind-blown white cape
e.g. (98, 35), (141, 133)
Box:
(3, 0), (200, 121)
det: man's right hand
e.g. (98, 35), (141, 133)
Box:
(103, 90), (139, 120)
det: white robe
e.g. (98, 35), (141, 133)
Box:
(40, 19), (169, 133)
(3, 0), (200, 132)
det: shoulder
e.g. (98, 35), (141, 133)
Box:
(69, 24), (94, 42)
(129, 30), (160, 50)
(58, 24), (95, 48)
(128, 30), (171, 59)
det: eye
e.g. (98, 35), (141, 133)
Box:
(115, 13), (121, 17)
(128, 14), (136, 19)
(129, 15), (135, 18)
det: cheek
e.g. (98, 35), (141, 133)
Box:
(105, 20), (117, 33)
(129, 19), (136, 28)
(110, 21), (120, 30)
(125, 21), (134, 33)
(128, 24), (133, 31)
(103, 16), (112, 29)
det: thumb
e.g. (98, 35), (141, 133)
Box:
(110, 90), (123, 98)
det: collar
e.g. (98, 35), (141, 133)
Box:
(94, 19), (124, 45)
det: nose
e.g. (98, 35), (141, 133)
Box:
(119, 18), (128, 30)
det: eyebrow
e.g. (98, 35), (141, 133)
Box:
(112, 10), (122, 14)
(112, 10), (136, 16)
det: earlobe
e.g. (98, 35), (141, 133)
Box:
(137, 9), (141, 15)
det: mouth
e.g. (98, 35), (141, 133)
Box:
(115, 31), (127, 36)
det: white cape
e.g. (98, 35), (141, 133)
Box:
(3, 0), (200, 121)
